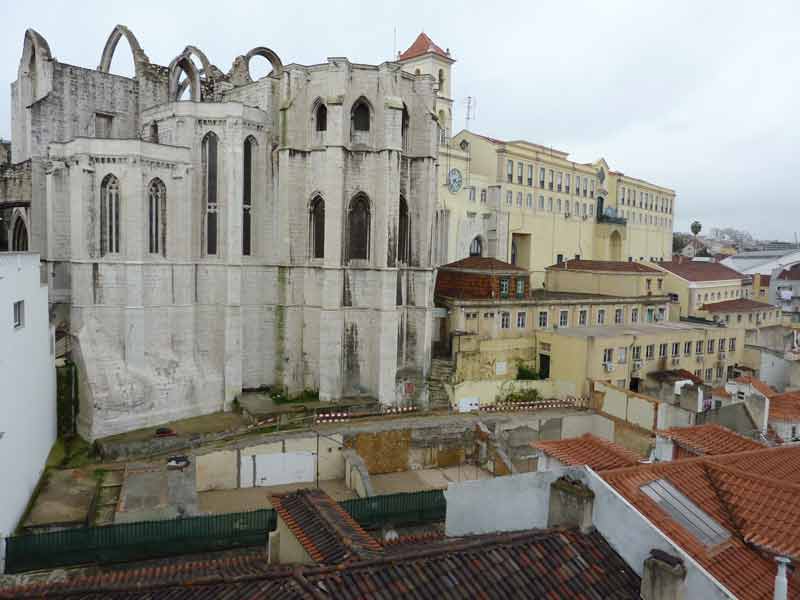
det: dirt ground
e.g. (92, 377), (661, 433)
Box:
(98, 412), (249, 445)
(369, 466), (494, 495)
(23, 469), (98, 530)
(198, 479), (357, 514)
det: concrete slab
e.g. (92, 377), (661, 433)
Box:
(198, 479), (356, 514)
(23, 469), (97, 531)
(370, 467), (494, 495)
(114, 463), (199, 523)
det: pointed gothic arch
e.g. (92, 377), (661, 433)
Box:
(98, 25), (149, 75)
(11, 212), (29, 251)
(168, 47), (210, 102)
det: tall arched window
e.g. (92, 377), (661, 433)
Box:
(401, 105), (410, 153)
(202, 132), (219, 255)
(347, 194), (370, 261)
(511, 240), (518, 265)
(469, 236), (482, 257)
(352, 100), (370, 131)
(12, 216), (28, 251)
(147, 178), (166, 256)
(100, 174), (120, 255)
(242, 136), (256, 256)
(315, 103), (327, 132)
(398, 196), (410, 264)
(310, 196), (325, 259)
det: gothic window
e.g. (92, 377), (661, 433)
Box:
(401, 105), (410, 153)
(11, 216), (28, 251)
(310, 196), (325, 259)
(149, 122), (159, 143)
(347, 194), (370, 261)
(352, 99), (370, 131)
(100, 174), (120, 255)
(469, 236), (483, 257)
(315, 103), (327, 132)
(202, 132), (219, 255)
(242, 136), (256, 256)
(147, 178), (166, 256)
(438, 68), (445, 89)
(398, 196), (410, 263)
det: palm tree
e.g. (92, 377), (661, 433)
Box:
(691, 221), (702, 237)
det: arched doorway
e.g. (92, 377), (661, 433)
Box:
(610, 230), (622, 261)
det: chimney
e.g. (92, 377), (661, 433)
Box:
(773, 556), (791, 600)
(547, 476), (594, 533)
(641, 549), (687, 600)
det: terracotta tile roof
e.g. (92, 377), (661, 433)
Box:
(779, 264), (800, 281)
(439, 256), (526, 273)
(733, 376), (777, 398)
(701, 298), (776, 313)
(656, 261), (744, 282)
(708, 445), (800, 484)
(546, 259), (661, 274)
(769, 391), (800, 423)
(3, 529), (642, 599)
(657, 424), (764, 456)
(711, 386), (731, 399)
(398, 32), (450, 61)
(602, 457), (800, 600)
(533, 433), (642, 470)
(759, 274), (772, 285)
(271, 489), (382, 565)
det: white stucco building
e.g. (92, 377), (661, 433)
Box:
(0, 252), (56, 559)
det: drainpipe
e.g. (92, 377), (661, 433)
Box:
(774, 556), (790, 600)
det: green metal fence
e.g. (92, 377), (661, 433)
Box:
(4, 490), (445, 574)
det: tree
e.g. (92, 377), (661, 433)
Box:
(673, 233), (692, 253)
(691, 221), (702, 236)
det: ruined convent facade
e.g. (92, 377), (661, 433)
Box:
(3, 27), (442, 439)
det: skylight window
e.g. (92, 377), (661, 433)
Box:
(640, 479), (730, 548)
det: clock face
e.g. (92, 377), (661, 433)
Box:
(447, 168), (463, 193)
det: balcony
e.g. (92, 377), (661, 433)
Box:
(597, 213), (628, 225)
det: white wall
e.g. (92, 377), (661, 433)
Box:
(0, 253), (56, 567)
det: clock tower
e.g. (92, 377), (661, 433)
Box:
(397, 32), (455, 141)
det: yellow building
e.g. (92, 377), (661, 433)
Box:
(652, 260), (747, 319)
(545, 259), (667, 301)
(538, 321), (745, 396)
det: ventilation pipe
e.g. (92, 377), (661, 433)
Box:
(773, 556), (790, 600)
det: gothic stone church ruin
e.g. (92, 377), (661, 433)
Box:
(2, 27), (440, 439)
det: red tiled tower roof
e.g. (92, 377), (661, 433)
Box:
(398, 32), (451, 61)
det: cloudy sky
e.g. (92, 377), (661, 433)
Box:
(2, 0), (799, 239)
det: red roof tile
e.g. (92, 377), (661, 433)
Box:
(547, 259), (661, 274)
(3, 529), (642, 599)
(733, 376), (777, 398)
(602, 456), (800, 600)
(271, 489), (382, 565)
(533, 433), (642, 470)
(657, 424), (764, 456)
(779, 264), (800, 281)
(656, 261), (745, 282)
(398, 32), (451, 61)
(769, 391), (800, 422)
(710, 386), (732, 399)
(708, 445), (800, 484)
(439, 256), (526, 272)
(701, 298), (777, 313)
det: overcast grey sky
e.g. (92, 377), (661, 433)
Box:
(2, 0), (799, 239)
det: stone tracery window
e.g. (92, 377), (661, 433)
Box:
(310, 196), (325, 259)
(147, 178), (166, 256)
(242, 136), (256, 256)
(11, 216), (28, 251)
(347, 194), (370, 261)
(469, 236), (483, 257)
(398, 196), (410, 263)
(202, 131), (219, 255)
(315, 103), (327, 132)
(100, 174), (120, 255)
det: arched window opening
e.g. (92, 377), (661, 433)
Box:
(12, 216), (28, 251)
(438, 109), (447, 144)
(511, 240), (518, 265)
(469, 236), (483, 257)
(202, 132), (219, 255)
(247, 54), (273, 80)
(149, 122), (159, 143)
(315, 103), (327, 132)
(414, 68), (420, 76)
(0, 221), (8, 251)
(147, 178), (166, 256)
(352, 101), (370, 131)
(242, 136), (256, 256)
(100, 174), (120, 255)
(310, 196), (325, 259)
(401, 105), (410, 153)
(438, 68), (445, 89)
(347, 195), (370, 261)
(398, 196), (410, 263)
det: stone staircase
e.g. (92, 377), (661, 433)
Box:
(428, 358), (454, 410)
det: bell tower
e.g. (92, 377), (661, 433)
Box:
(397, 32), (455, 142)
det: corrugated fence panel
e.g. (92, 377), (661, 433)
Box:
(4, 490), (443, 573)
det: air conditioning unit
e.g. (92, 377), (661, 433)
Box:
(604, 362), (614, 372)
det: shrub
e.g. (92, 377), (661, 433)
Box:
(516, 365), (539, 380)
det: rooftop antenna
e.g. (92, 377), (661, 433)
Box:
(465, 96), (476, 131)
(393, 27), (397, 59)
